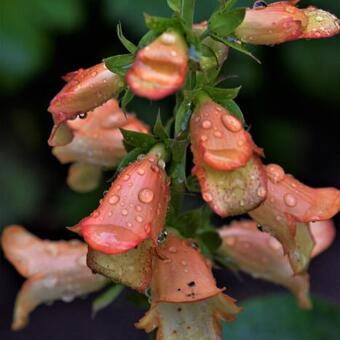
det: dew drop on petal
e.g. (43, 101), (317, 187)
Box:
(138, 189), (154, 203)
(284, 193), (297, 207)
(168, 246), (177, 253)
(267, 164), (285, 183)
(123, 174), (130, 181)
(144, 224), (151, 234)
(136, 216), (143, 223)
(109, 195), (120, 205)
(137, 169), (145, 176)
(257, 187), (266, 198)
(121, 209), (128, 216)
(201, 120), (212, 129)
(221, 114), (242, 132)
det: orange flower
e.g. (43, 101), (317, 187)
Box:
(1, 225), (107, 330)
(310, 220), (336, 257)
(52, 99), (148, 192)
(249, 163), (340, 273)
(126, 30), (188, 100)
(48, 62), (124, 146)
(72, 145), (170, 255)
(190, 94), (267, 217)
(235, 1), (340, 45)
(136, 233), (240, 338)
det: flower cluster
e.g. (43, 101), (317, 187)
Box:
(2, 0), (340, 338)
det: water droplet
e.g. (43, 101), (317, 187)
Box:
(183, 268), (189, 273)
(240, 200), (245, 207)
(161, 32), (176, 44)
(181, 260), (187, 266)
(136, 216), (143, 223)
(157, 230), (168, 244)
(61, 294), (75, 303)
(158, 160), (166, 170)
(137, 169), (145, 176)
(78, 112), (87, 119)
(144, 224), (151, 233)
(214, 131), (222, 138)
(170, 50), (177, 57)
(91, 211), (100, 218)
(138, 188), (154, 203)
(202, 192), (213, 202)
(200, 135), (208, 142)
(316, 15), (323, 22)
(109, 195), (120, 205)
(137, 154), (145, 160)
(43, 275), (58, 288)
(121, 209), (128, 216)
(221, 114), (242, 132)
(135, 205), (142, 212)
(253, 0), (267, 9)
(201, 120), (212, 129)
(284, 193), (297, 207)
(123, 174), (130, 181)
(257, 187), (266, 198)
(267, 164), (285, 183)
(168, 246), (177, 253)
(108, 211), (113, 217)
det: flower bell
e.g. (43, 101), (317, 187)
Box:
(234, 0), (340, 45)
(190, 93), (267, 217)
(71, 144), (170, 255)
(136, 232), (240, 338)
(1, 225), (108, 330)
(48, 63), (124, 146)
(126, 30), (188, 100)
(218, 219), (335, 309)
(249, 163), (340, 273)
(52, 99), (148, 192)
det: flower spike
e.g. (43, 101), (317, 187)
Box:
(72, 144), (170, 254)
(126, 30), (188, 100)
(136, 233), (240, 339)
(1, 225), (107, 330)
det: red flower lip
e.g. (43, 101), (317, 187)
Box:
(73, 149), (169, 255)
(126, 30), (188, 100)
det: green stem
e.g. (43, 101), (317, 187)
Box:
(147, 143), (169, 162)
(181, 0), (196, 29)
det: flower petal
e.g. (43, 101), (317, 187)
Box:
(87, 240), (152, 292)
(310, 220), (336, 257)
(218, 220), (311, 309)
(74, 154), (169, 254)
(126, 30), (188, 100)
(193, 156), (267, 217)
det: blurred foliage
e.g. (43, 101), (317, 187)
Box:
(223, 294), (340, 340)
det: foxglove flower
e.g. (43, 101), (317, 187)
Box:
(136, 233), (240, 339)
(52, 99), (148, 192)
(126, 30), (188, 100)
(249, 163), (340, 273)
(72, 145), (169, 254)
(218, 219), (335, 309)
(190, 94), (267, 217)
(1, 225), (107, 330)
(235, 0), (340, 45)
(87, 240), (152, 292)
(48, 63), (124, 146)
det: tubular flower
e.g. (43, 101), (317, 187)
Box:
(136, 233), (240, 339)
(126, 30), (188, 100)
(234, 0), (340, 45)
(249, 163), (340, 273)
(72, 145), (170, 255)
(52, 99), (148, 192)
(48, 63), (124, 146)
(87, 240), (153, 292)
(190, 94), (267, 217)
(1, 225), (108, 330)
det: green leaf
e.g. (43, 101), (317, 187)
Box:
(180, 0), (196, 29)
(186, 175), (201, 192)
(138, 30), (158, 48)
(174, 98), (192, 136)
(116, 23), (137, 53)
(104, 54), (134, 77)
(120, 88), (134, 111)
(144, 14), (181, 33)
(92, 285), (124, 317)
(167, 0), (181, 13)
(115, 147), (144, 175)
(216, 98), (245, 124)
(168, 139), (188, 188)
(153, 112), (169, 141)
(198, 230), (222, 252)
(223, 295), (340, 340)
(220, 0), (239, 12)
(209, 8), (245, 37)
(204, 86), (241, 101)
(211, 34), (261, 63)
(120, 129), (157, 152)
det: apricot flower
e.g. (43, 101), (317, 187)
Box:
(72, 144), (169, 255)
(136, 233), (240, 339)
(190, 94), (267, 217)
(126, 30), (188, 100)
(235, 1), (340, 45)
(48, 62), (124, 146)
(249, 163), (340, 273)
(1, 225), (108, 330)
(52, 99), (148, 192)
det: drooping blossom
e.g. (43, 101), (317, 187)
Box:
(249, 163), (340, 273)
(136, 233), (240, 339)
(126, 30), (188, 100)
(190, 93), (267, 217)
(71, 144), (170, 255)
(234, 0), (340, 45)
(48, 63), (124, 146)
(52, 99), (148, 192)
(87, 240), (152, 292)
(1, 225), (108, 330)
(218, 219), (336, 309)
